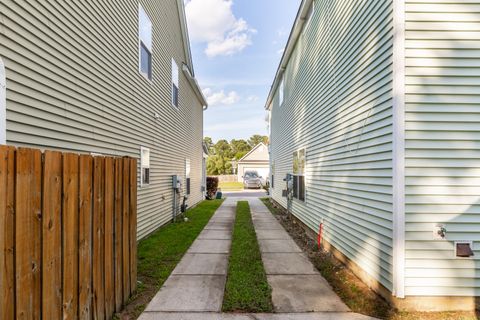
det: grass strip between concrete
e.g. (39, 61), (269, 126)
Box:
(117, 199), (224, 319)
(222, 201), (273, 312)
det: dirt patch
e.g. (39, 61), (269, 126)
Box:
(261, 198), (479, 320)
(113, 276), (158, 319)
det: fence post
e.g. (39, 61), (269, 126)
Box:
(0, 145), (15, 320)
(42, 151), (63, 320)
(0, 58), (6, 145)
(16, 148), (42, 319)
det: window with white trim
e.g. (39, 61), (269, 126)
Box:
(140, 147), (150, 187)
(172, 59), (179, 108)
(185, 158), (191, 195)
(139, 5), (152, 80)
(304, 1), (315, 32)
(271, 161), (275, 189)
(279, 75), (284, 106)
(292, 148), (306, 201)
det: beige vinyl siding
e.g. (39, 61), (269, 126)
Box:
(270, 0), (394, 290)
(0, 0), (204, 240)
(405, 1), (480, 296)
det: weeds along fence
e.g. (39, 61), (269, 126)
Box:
(0, 146), (138, 320)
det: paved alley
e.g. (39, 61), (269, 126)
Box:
(140, 193), (377, 320)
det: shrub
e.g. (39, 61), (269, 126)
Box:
(206, 176), (219, 200)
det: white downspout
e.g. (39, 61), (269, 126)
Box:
(0, 58), (6, 145)
(392, 0), (406, 299)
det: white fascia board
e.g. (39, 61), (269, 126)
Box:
(0, 58), (6, 144)
(182, 64), (208, 109)
(392, 0), (406, 299)
(264, 0), (313, 110)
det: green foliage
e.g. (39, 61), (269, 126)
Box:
(247, 134), (269, 148)
(205, 135), (268, 175)
(222, 201), (273, 312)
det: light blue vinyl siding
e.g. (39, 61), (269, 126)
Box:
(270, 0), (394, 291)
(405, 0), (480, 296)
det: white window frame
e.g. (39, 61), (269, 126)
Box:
(292, 148), (306, 203)
(279, 75), (285, 106)
(140, 147), (150, 187)
(303, 1), (315, 33)
(185, 158), (191, 195)
(138, 4), (152, 80)
(0, 58), (6, 145)
(172, 58), (179, 108)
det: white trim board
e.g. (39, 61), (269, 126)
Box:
(0, 58), (6, 145)
(392, 0), (406, 299)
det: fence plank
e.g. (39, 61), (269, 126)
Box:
(0, 146), (15, 320)
(63, 153), (79, 319)
(42, 151), (63, 320)
(122, 158), (131, 301)
(129, 158), (138, 293)
(104, 158), (115, 318)
(114, 158), (123, 312)
(93, 157), (105, 320)
(15, 148), (42, 319)
(79, 155), (93, 320)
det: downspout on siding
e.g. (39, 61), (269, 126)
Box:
(392, 0), (406, 299)
(0, 58), (5, 145)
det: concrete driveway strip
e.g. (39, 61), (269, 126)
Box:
(139, 312), (377, 320)
(144, 198), (236, 313)
(248, 198), (350, 313)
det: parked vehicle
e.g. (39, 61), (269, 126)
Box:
(243, 171), (263, 189)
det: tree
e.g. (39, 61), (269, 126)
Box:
(212, 140), (233, 174)
(204, 135), (269, 175)
(203, 137), (214, 154)
(248, 134), (269, 148)
(230, 139), (251, 160)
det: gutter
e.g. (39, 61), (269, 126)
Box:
(182, 64), (208, 110)
(264, 0), (313, 110)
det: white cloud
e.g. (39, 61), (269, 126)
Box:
(185, 0), (256, 57)
(247, 95), (259, 103)
(277, 48), (285, 55)
(203, 88), (240, 106)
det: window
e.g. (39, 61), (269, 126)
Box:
(139, 5), (152, 80)
(172, 59), (179, 108)
(304, 1), (315, 32)
(140, 147), (150, 187)
(0, 58), (5, 144)
(185, 158), (191, 195)
(271, 161), (275, 189)
(279, 75), (284, 106)
(292, 148), (306, 201)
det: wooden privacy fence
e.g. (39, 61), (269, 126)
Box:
(0, 146), (138, 320)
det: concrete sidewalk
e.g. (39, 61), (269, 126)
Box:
(248, 198), (350, 313)
(143, 198), (236, 313)
(140, 196), (377, 320)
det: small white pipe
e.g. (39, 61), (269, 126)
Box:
(0, 58), (6, 145)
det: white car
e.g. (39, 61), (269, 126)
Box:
(243, 171), (263, 189)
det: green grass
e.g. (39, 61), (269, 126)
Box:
(222, 201), (273, 312)
(219, 181), (244, 191)
(138, 199), (224, 286)
(120, 199), (224, 318)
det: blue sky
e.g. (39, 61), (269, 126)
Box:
(185, 0), (301, 142)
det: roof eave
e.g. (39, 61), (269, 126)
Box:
(265, 0), (313, 111)
(182, 64), (209, 109)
